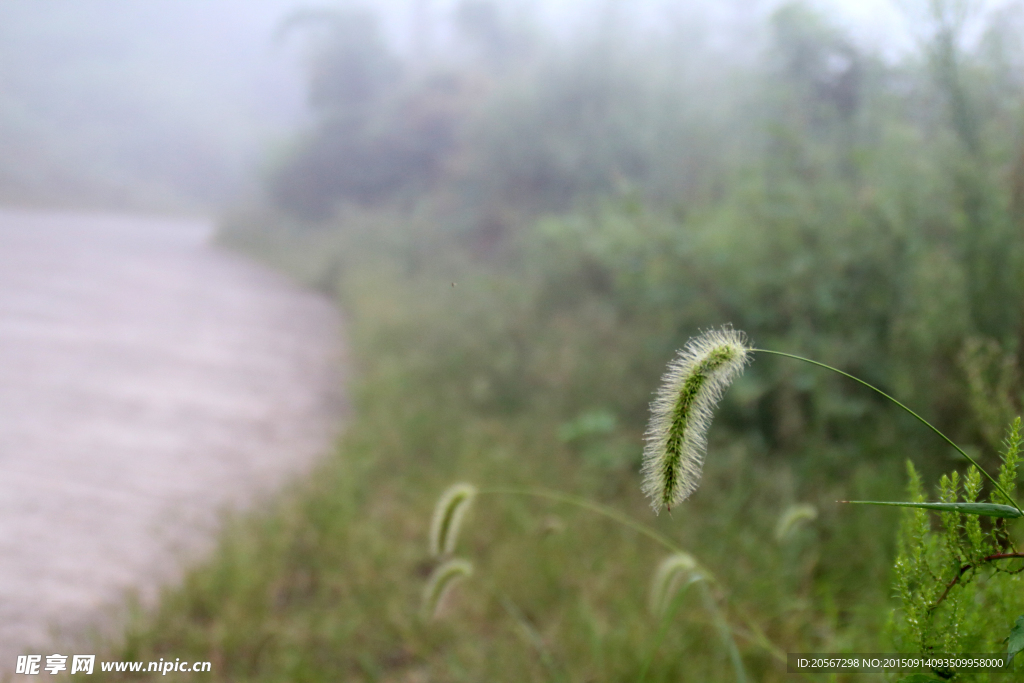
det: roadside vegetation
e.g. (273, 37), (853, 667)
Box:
(86, 1), (1024, 680)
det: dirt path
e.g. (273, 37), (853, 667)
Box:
(0, 209), (345, 665)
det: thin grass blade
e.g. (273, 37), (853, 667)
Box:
(842, 500), (1023, 519)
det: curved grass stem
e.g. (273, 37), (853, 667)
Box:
(700, 581), (747, 683)
(752, 348), (1023, 515)
(477, 486), (787, 671)
(638, 579), (691, 683)
(479, 486), (682, 554)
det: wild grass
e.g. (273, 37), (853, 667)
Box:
(71, 217), (919, 682)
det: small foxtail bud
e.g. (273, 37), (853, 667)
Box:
(421, 558), (473, 620)
(648, 552), (703, 617)
(429, 483), (477, 557)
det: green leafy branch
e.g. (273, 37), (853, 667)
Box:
(890, 419), (1024, 675)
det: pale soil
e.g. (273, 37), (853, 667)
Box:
(0, 209), (345, 667)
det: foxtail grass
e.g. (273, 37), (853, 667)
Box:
(774, 504), (818, 542)
(429, 483), (477, 557)
(422, 482), (785, 677)
(641, 552), (748, 683)
(642, 329), (1022, 515)
(642, 327), (751, 513)
(648, 552), (701, 617)
(421, 558), (473, 621)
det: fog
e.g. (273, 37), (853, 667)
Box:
(3, 0), (1014, 213)
(0, 0), (306, 209)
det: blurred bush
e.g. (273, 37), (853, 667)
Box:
(251, 0), (1024, 471)
(251, 0), (1024, 481)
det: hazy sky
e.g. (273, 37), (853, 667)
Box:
(0, 0), (1017, 210)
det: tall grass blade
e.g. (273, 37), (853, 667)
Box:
(500, 596), (568, 683)
(698, 582), (749, 683)
(755, 348), (1022, 514)
(842, 500), (1023, 519)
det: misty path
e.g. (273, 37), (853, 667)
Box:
(0, 209), (345, 663)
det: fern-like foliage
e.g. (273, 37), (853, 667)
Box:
(891, 419), (1024, 679)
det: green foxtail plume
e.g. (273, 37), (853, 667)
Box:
(775, 503), (818, 542)
(648, 551), (702, 616)
(642, 327), (751, 512)
(421, 558), (473, 621)
(429, 483), (477, 557)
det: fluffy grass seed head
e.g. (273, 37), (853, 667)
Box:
(774, 503), (818, 542)
(429, 483), (477, 557)
(421, 558), (473, 621)
(648, 552), (703, 617)
(642, 327), (751, 513)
